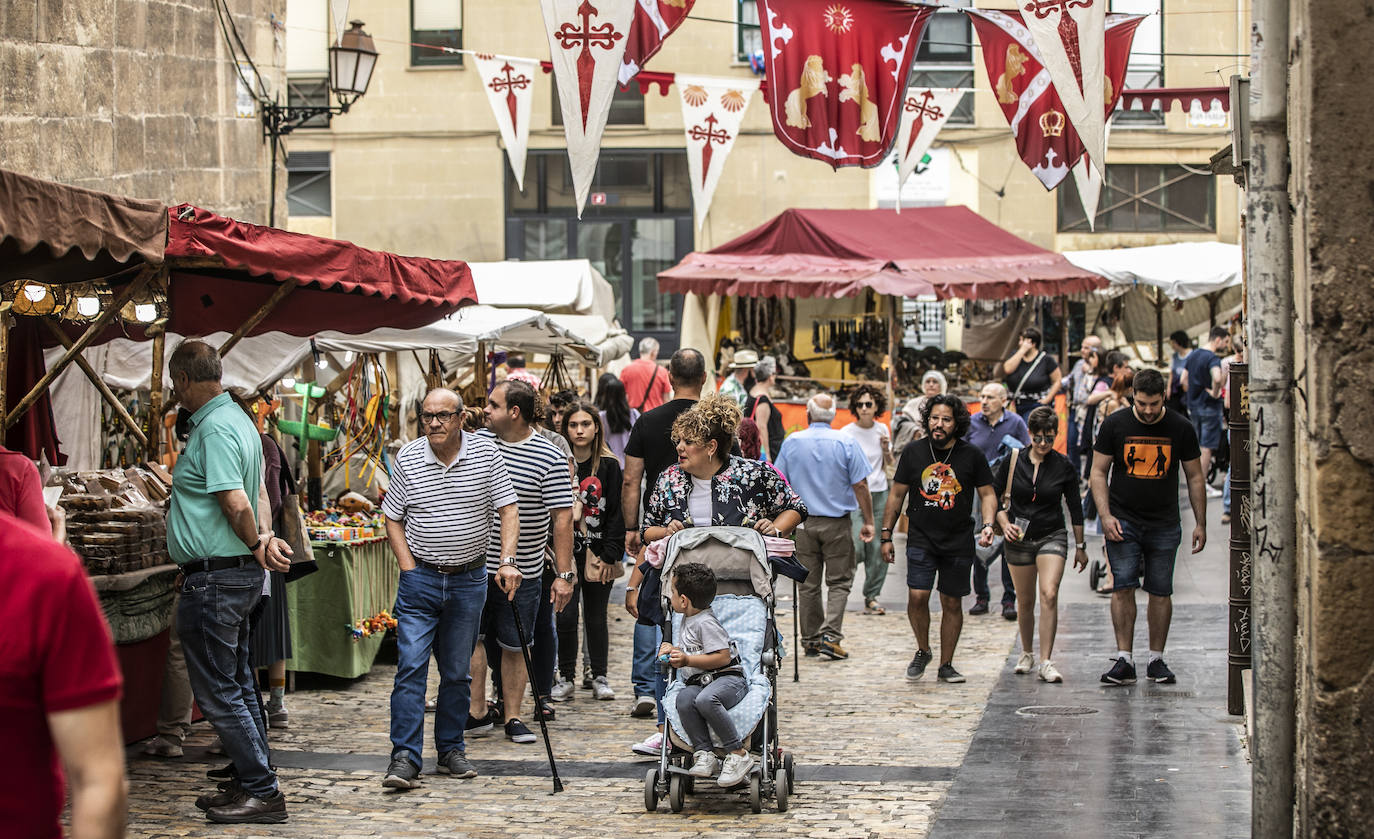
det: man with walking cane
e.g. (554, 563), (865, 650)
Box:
(382, 389), (519, 790)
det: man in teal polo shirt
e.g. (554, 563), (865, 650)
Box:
(167, 339), (291, 825)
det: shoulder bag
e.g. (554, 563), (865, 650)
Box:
(1010, 353), (1048, 411)
(991, 448), (1020, 537)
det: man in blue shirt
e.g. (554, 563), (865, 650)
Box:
(1181, 326), (1231, 498)
(776, 393), (875, 660)
(965, 383), (1031, 619)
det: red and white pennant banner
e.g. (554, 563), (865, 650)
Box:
(676, 74), (755, 231)
(894, 87), (967, 193)
(541, 0), (637, 217)
(619, 0), (696, 87)
(1018, 0), (1107, 178)
(473, 55), (538, 191)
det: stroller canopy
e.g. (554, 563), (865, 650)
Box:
(659, 527), (775, 603)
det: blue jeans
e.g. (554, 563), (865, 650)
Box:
(1104, 519), (1182, 597)
(390, 564), (487, 763)
(1223, 430), (1233, 514)
(632, 621), (667, 725)
(178, 565), (277, 798)
(972, 552), (1016, 605)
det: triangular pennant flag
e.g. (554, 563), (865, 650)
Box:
(619, 0), (696, 87)
(677, 75), (755, 231)
(473, 54), (538, 191)
(758, 0), (936, 169)
(895, 87), (965, 190)
(1017, 0), (1107, 178)
(541, 0), (637, 217)
(330, 0), (350, 45)
(969, 11), (1143, 190)
(1070, 121), (1111, 229)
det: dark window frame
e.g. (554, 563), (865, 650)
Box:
(737, 0), (761, 62)
(286, 151), (331, 217)
(551, 84), (645, 127)
(410, 0), (463, 67)
(908, 9), (975, 125)
(1057, 163), (1216, 233)
(1111, 0), (1164, 126)
(285, 76), (331, 129)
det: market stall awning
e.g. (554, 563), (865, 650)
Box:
(0, 168), (167, 285)
(468, 259), (617, 322)
(164, 205), (477, 336)
(658, 206), (1106, 300)
(1062, 242), (1242, 301)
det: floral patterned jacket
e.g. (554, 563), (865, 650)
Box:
(643, 455), (808, 532)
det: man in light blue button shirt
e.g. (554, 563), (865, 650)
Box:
(775, 393), (875, 660)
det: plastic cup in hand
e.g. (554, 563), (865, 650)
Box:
(1013, 517), (1030, 541)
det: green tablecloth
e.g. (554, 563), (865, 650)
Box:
(286, 540), (399, 678)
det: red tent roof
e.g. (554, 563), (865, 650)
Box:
(163, 205), (477, 336)
(658, 206), (1105, 300)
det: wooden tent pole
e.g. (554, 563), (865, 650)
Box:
(887, 295), (899, 408)
(0, 311), (10, 425)
(1154, 287), (1167, 365)
(218, 278), (299, 358)
(147, 328), (166, 461)
(40, 319), (147, 448)
(5, 268), (151, 429)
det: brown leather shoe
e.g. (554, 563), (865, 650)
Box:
(205, 791), (287, 824)
(194, 781), (245, 812)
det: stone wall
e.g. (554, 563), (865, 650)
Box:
(1290, 0), (1374, 834)
(0, 0), (283, 223)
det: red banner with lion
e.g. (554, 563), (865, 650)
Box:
(759, 0), (935, 169)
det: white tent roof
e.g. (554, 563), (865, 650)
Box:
(468, 259), (617, 322)
(1062, 242), (1242, 301)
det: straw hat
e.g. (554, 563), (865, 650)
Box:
(728, 349), (759, 369)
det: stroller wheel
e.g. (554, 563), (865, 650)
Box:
(668, 773), (685, 813)
(644, 768), (660, 812)
(775, 766), (790, 812)
(1089, 559), (1104, 592)
(782, 752), (796, 794)
(748, 773), (763, 813)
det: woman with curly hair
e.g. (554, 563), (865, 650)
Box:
(641, 395), (807, 541)
(842, 384), (893, 614)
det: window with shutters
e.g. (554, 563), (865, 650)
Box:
(737, 1), (761, 62)
(285, 0), (330, 127)
(907, 6), (974, 125)
(411, 0), (462, 66)
(1111, 0), (1163, 126)
(286, 152), (331, 217)
(1057, 164), (1214, 233)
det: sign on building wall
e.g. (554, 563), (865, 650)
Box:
(873, 146), (950, 208)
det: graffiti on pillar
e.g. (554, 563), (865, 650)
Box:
(1251, 405), (1285, 568)
(1233, 605), (1251, 653)
(1237, 380), (1250, 421)
(1236, 548), (1251, 598)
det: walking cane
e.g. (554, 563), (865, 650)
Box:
(509, 599), (564, 793)
(792, 578), (800, 683)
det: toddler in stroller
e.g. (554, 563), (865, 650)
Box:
(660, 562), (754, 787)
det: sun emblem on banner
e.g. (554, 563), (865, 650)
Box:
(823, 4), (853, 33)
(683, 85), (709, 107)
(720, 89), (747, 112)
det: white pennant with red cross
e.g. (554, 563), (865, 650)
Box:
(676, 74), (754, 232)
(473, 54), (538, 191)
(1019, 0), (1107, 178)
(541, 0), (637, 217)
(1069, 120), (1112, 230)
(894, 87), (966, 194)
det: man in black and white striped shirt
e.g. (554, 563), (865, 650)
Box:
(470, 380), (575, 745)
(381, 389), (518, 790)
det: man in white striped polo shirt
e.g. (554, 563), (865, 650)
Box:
(382, 389), (519, 790)
(471, 380), (575, 745)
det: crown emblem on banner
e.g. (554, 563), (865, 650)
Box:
(1039, 110), (1066, 138)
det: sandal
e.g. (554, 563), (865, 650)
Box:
(864, 599), (886, 615)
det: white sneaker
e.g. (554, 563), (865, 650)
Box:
(591, 676), (616, 701)
(686, 750), (721, 778)
(1206, 484), (1223, 498)
(550, 677), (576, 702)
(631, 731), (664, 756)
(1039, 660), (1064, 683)
(717, 751), (755, 787)
(631, 695), (656, 717)
(1014, 652), (1034, 674)
(142, 735), (183, 758)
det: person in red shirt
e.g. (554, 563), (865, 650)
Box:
(0, 511), (126, 839)
(619, 337), (671, 414)
(0, 445), (49, 531)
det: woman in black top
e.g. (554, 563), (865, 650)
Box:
(1002, 327), (1063, 418)
(994, 407), (1087, 684)
(743, 355), (785, 462)
(554, 402), (626, 700)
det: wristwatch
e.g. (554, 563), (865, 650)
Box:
(500, 556), (518, 567)
(980, 524), (994, 532)
(555, 570), (576, 583)
(247, 537), (263, 553)
(1076, 542), (1087, 550)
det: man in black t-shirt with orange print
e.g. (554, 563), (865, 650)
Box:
(1090, 368), (1206, 687)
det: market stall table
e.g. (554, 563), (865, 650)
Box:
(286, 537), (399, 679)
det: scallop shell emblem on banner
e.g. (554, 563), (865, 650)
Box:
(683, 85), (709, 106)
(720, 89), (747, 112)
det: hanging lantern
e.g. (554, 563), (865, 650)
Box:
(119, 288), (168, 325)
(61, 282), (114, 322)
(3, 280), (66, 317)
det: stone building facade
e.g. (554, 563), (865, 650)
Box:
(0, 0), (283, 223)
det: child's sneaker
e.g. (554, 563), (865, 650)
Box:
(716, 752), (755, 787)
(686, 750), (721, 778)
(631, 731), (663, 756)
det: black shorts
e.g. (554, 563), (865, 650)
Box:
(905, 543), (973, 598)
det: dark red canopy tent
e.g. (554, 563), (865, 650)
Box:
(658, 206), (1105, 300)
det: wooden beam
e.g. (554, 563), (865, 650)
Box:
(40, 318), (147, 448)
(886, 295), (899, 409)
(218, 278), (299, 358)
(1153, 287), (1167, 366)
(147, 328), (166, 462)
(5, 268), (151, 429)
(165, 255), (227, 270)
(0, 311), (10, 425)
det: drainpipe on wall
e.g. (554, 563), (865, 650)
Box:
(1245, 0), (1296, 834)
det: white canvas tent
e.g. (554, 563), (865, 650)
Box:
(1062, 242), (1241, 301)
(468, 259), (618, 321)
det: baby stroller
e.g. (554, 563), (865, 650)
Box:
(643, 526), (796, 814)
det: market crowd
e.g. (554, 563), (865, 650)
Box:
(5, 324), (1238, 832)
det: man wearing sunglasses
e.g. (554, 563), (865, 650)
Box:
(965, 383), (1030, 620)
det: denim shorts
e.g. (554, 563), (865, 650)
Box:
(1104, 519), (1182, 596)
(1003, 529), (1068, 566)
(1190, 403), (1224, 450)
(479, 572), (542, 651)
(905, 543), (973, 598)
